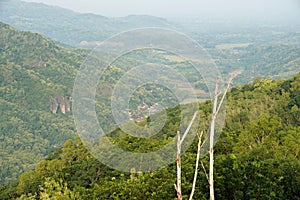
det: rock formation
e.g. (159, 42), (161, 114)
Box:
(50, 96), (71, 114)
(50, 96), (58, 114)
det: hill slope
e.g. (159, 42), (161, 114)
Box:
(0, 21), (204, 185)
(0, 21), (86, 184)
(1, 72), (299, 199)
(0, 0), (170, 46)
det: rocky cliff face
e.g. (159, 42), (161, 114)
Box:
(50, 96), (71, 114)
(50, 97), (58, 114)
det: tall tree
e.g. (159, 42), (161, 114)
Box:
(209, 73), (237, 200)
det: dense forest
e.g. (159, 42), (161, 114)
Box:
(0, 21), (85, 184)
(1, 71), (299, 199)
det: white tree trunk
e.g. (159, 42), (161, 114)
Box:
(176, 131), (182, 200)
(209, 72), (236, 200)
(209, 77), (220, 200)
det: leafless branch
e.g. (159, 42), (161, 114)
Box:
(189, 131), (204, 200)
(201, 161), (209, 183)
(181, 111), (198, 145)
(215, 72), (237, 116)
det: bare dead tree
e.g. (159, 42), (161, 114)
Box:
(209, 72), (237, 200)
(209, 77), (220, 200)
(174, 72), (236, 200)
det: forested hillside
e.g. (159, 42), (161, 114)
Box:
(0, 22), (204, 185)
(0, 21), (85, 184)
(1, 72), (299, 199)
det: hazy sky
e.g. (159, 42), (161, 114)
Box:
(23, 0), (300, 19)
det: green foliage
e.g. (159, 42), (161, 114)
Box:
(1, 72), (300, 199)
(0, 21), (207, 186)
(0, 22), (84, 185)
(16, 177), (79, 200)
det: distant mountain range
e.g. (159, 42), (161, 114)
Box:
(0, 0), (172, 46)
(2, 0), (299, 84)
